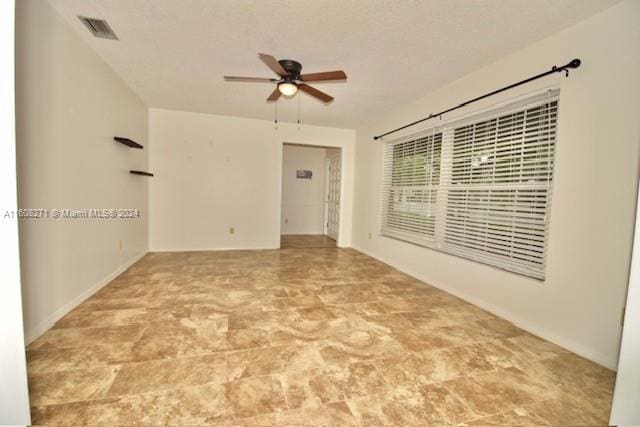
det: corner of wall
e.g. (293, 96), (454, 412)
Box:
(25, 250), (147, 344)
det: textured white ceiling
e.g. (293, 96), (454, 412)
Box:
(48, 0), (618, 128)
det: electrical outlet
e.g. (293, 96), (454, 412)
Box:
(118, 239), (122, 250)
(285, 218), (288, 224)
(229, 227), (235, 235)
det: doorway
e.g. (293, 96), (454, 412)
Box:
(280, 144), (341, 248)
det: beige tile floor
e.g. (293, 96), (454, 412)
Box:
(28, 238), (615, 425)
(281, 234), (337, 249)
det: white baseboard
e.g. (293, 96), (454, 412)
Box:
(149, 246), (279, 252)
(25, 251), (148, 344)
(352, 244), (617, 370)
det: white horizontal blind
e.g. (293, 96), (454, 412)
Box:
(381, 130), (442, 246)
(442, 94), (558, 279)
(380, 90), (559, 280)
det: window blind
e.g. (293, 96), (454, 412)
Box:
(381, 131), (442, 246)
(381, 90), (559, 280)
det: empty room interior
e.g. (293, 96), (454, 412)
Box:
(2, 0), (640, 425)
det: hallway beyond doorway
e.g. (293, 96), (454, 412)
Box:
(281, 234), (337, 249)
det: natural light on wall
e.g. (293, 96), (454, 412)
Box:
(381, 90), (559, 280)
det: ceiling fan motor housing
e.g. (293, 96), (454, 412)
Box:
(278, 59), (302, 79)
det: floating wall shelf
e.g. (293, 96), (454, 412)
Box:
(115, 136), (151, 176)
(114, 136), (143, 149)
(130, 170), (154, 177)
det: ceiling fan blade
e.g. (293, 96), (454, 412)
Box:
(267, 87), (282, 102)
(300, 70), (347, 82)
(299, 84), (333, 103)
(224, 76), (278, 82)
(259, 53), (287, 77)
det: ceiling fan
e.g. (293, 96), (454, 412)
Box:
(224, 53), (346, 103)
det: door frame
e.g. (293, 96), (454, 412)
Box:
(278, 141), (345, 248)
(324, 158), (330, 235)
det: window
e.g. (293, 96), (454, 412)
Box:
(381, 90), (559, 280)
(381, 132), (441, 246)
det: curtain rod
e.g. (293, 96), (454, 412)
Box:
(373, 58), (581, 141)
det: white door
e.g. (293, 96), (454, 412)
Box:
(325, 151), (341, 240)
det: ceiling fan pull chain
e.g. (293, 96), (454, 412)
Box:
(297, 93), (301, 130)
(274, 99), (278, 130)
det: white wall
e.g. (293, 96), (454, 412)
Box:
(15, 0), (149, 342)
(149, 109), (355, 250)
(0, 0), (31, 423)
(281, 145), (327, 235)
(352, 0), (640, 369)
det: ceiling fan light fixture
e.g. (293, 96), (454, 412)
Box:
(278, 81), (298, 96)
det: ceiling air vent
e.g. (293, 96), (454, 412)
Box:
(77, 16), (118, 40)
